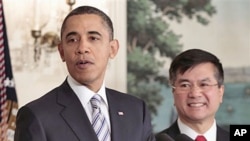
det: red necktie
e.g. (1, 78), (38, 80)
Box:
(195, 135), (207, 141)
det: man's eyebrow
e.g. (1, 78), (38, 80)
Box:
(88, 31), (102, 37)
(200, 77), (211, 82)
(65, 31), (78, 38)
(177, 79), (189, 83)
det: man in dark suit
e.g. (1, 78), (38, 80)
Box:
(157, 49), (229, 141)
(14, 6), (155, 141)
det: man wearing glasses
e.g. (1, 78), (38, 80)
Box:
(156, 49), (229, 141)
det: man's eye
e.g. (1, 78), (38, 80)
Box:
(180, 83), (190, 88)
(200, 83), (209, 87)
(89, 36), (99, 41)
(67, 38), (78, 43)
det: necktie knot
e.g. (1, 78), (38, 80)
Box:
(195, 135), (207, 141)
(90, 94), (102, 110)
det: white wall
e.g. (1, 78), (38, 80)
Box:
(168, 0), (250, 68)
(3, 0), (127, 107)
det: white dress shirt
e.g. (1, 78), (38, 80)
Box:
(178, 118), (217, 141)
(67, 75), (111, 129)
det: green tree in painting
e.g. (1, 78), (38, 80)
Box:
(127, 0), (216, 117)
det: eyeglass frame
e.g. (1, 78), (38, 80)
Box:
(171, 82), (219, 93)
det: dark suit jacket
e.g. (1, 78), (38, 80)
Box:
(14, 79), (155, 141)
(157, 120), (229, 141)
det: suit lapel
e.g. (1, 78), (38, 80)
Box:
(106, 89), (128, 141)
(167, 120), (181, 139)
(57, 80), (98, 141)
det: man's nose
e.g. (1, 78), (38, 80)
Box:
(188, 85), (203, 97)
(76, 39), (90, 54)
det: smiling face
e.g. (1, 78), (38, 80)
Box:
(58, 14), (119, 92)
(173, 63), (224, 125)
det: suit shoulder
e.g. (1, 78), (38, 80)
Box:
(106, 88), (143, 102)
(217, 125), (230, 141)
(156, 126), (173, 135)
(156, 121), (180, 139)
(22, 86), (60, 110)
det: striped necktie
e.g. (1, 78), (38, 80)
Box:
(90, 95), (110, 141)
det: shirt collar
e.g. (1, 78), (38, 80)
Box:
(97, 81), (108, 106)
(178, 118), (217, 141)
(67, 75), (108, 107)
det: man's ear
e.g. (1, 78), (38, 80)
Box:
(58, 43), (65, 62)
(109, 39), (119, 59)
(219, 85), (225, 103)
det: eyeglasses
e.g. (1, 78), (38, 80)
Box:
(172, 82), (219, 92)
